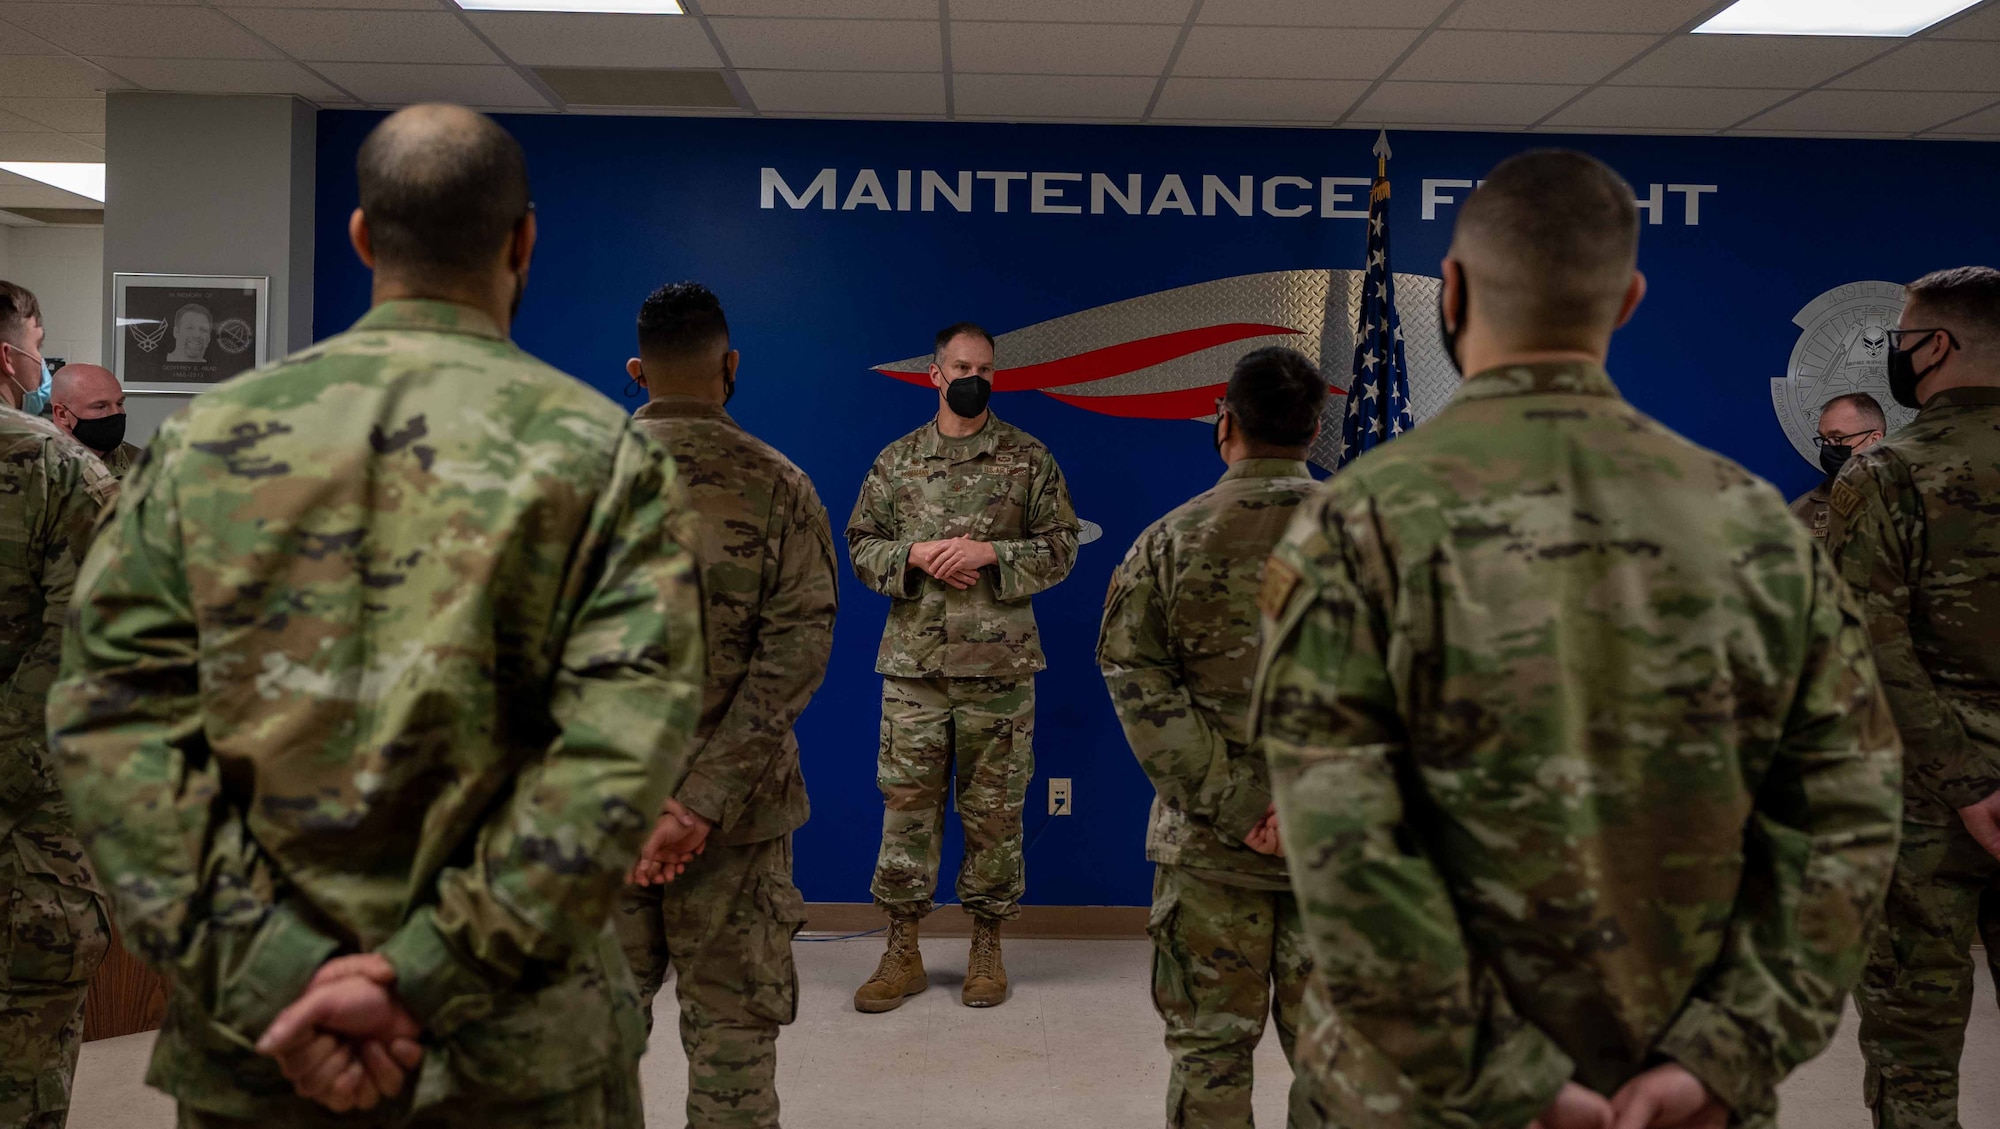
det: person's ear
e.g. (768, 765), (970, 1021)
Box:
(723, 349), (740, 383)
(1441, 257), (1464, 332)
(349, 209), (375, 269)
(51, 402), (71, 428)
(626, 357), (647, 391)
(1310, 417), (1323, 444)
(930, 362), (946, 391)
(510, 211), (538, 277)
(1614, 270), (1647, 330)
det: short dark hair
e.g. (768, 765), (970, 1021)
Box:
(174, 303), (211, 328)
(934, 321), (995, 357)
(356, 105), (531, 279)
(0, 281), (40, 345)
(636, 282), (729, 360)
(1454, 149), (1639, 343)
(1225, 347), (1327, 448)
(1906, 266), (2000, 354)
(1819, 391), (1886, 433)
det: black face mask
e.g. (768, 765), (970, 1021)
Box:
(944, 374), (992, 419)
(1818, 442), (1854, 479)
(1886, 333), (1946, 410)
(71, 412), (126, 455)
(1213, 414), (1227, 456)
(1438, 272), (1468, 376)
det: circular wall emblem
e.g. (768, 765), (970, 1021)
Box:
(215, 317), (254, 356)
(1770, 281), (1917, 468)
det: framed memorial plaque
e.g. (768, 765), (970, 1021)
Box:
(113, 273), (269, 394)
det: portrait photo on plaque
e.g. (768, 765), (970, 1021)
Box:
(114, 273), (269, 393)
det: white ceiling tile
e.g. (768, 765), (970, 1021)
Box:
(97, 57), (350, 100)
(1728, 128), (1908, 139)
(1931, 102), (2000, 133)
(310, 62), (550, 108)
(215, 0), (441, 7)
(950, 0), (1188, 21)
(0, 3), (279, 59)
(0, 97), (105, 133)
(1392, 30), (1653, 84)
(466, 12), (719, 69)
(1443, 0), (1717, 33)
(228, 9), (500, 64)
(954, 73), (1154, 118)
(711, 17), (939, 70)
(1153, 76), (1368, 121)
(1933, 4), (2000, 39)
(1198, 0), (1448, 27)
(0, 56), (132, 99)
(952, 21), (1179, 76)
(1739, 90), (1996, 134)
(72, 132), (104, 147)
(699, 0), (935, 15)
(1351, 81), (1582, 126)
(1828, 41), (2000, 93)
(0, 131), (110, 161)
(1544, 86), (1790, 130)
(1175, 26), (1418, 79)
(0, 21), (63, 54)
(0, 184), (102, 211)
(0, 108), (41, 131)
(1610, 35), (1891, 89)
(738, 69), (942, 114)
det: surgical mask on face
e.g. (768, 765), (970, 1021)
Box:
(1886, 333), (1945, 411)
(944, 374), (992, 419)
(1818, 442), (1854, 479)
(4, 345), (50, 415)
(70, 412), (126, 454)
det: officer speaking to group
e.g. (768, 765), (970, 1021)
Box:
(5, 99), (1999, 1129)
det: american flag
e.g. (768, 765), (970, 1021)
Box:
(1338, 131), (1416, 469)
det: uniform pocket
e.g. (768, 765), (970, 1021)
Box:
(5, 831), (110, 986)
(745, 866), (807, 1026)
(1147, 883), (1190, 1014)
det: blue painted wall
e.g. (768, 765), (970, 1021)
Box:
(314, 111), (2000, 908)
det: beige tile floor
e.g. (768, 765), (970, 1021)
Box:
(71, 937), (1999, 1128)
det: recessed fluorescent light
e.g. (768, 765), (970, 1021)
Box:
(455, 0), (683, 12)
(0, 162), (105, 202)
(1695, 0), (1984, 37)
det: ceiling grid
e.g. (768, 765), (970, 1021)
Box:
(1, 0), (1996, 219)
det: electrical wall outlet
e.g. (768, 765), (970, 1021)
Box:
(1049, 777), (1073, 816)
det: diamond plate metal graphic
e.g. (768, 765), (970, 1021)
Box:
(1770, 281), (1917, 469)
(873, 268), (1455, 472)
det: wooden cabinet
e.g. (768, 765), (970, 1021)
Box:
(83, 921), (167, 1042)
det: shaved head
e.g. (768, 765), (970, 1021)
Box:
(52, 362), (120, 408)
(1451, 149), (1640, 350)
(356, 104), (530, 283)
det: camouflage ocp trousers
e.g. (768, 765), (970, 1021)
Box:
(1, 807), (111, 1129)
(615, 835), (806, 1129)
(1857, 808), (2000, 1129)
(870, 676), (1033, 922)
(1149, 865), (1314, 1129)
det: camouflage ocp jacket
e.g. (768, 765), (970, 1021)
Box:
(847, 412), (1078, 679)
(49, 300), (706, 1120)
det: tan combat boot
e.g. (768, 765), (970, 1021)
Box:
(962, 916), (1009, 1007)
(853, 915), (926, 1013)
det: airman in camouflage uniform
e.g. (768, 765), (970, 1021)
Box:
(49, 364), (143, 483)
(0, 281), (115, 1129)
(1826, 267), (2000, 1129)
(848, 323), (1078, 1011)
(1099, 347), (1326, 1128)
(610, 283), (837, 1129)
(46, 106), (705, 1128)
(1790, 392), (1887, 540)
(1252, 151), (1903, 1129)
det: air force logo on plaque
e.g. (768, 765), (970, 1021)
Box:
(1771, 281), (1917, 468)
(128, 318), (168, 354)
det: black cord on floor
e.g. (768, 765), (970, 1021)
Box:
(796, 809), (1064, 943)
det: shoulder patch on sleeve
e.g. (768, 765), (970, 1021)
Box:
(1830, 478), (1862, 518)
(1257, 555), (1302, 620)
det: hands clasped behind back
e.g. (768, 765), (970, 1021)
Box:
(255, 953), (425, 1114)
